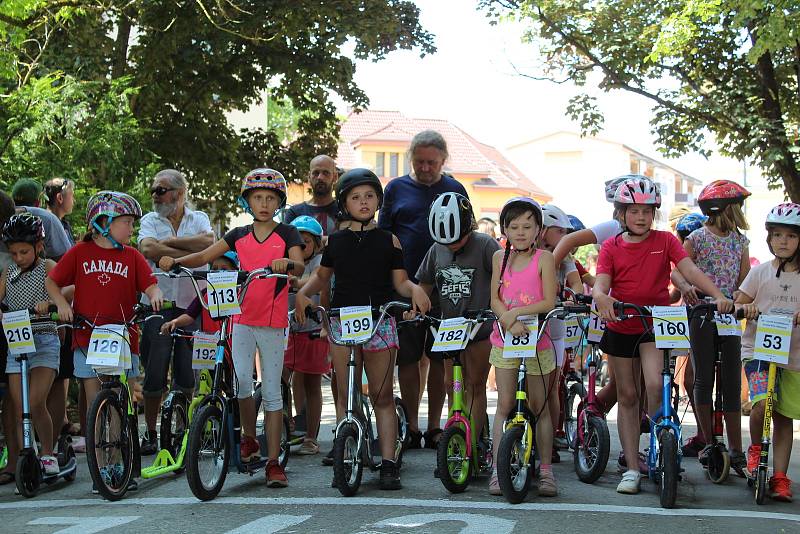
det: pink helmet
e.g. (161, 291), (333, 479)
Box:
(613, 176), (661, 207)
(766, 203), (800, 229)
(86, 191), (142, 227)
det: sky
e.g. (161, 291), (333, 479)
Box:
(331, 0), (746, 183)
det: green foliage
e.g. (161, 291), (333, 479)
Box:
(480, 0), (800, 201)
(1, 0), (435, 225)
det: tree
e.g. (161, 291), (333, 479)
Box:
(480, 1), (800, 200)
(21, 1), (435, 221)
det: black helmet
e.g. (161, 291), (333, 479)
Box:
(2, 212), (45, 245)
(335, 168), (384, 219)
(428, 192), (474, 244)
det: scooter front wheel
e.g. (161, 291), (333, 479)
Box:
(333, 424), (362, 496)
(706, 443), (730, 484)
(15, 449), (41, 498)
(497, 425), (533, 504)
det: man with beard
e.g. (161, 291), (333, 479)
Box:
(138, 169), (214, 455)
(378, 130), (469, 450)
(282, 155), (339, 234)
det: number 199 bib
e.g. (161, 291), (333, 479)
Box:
(340, 306), (373, 343)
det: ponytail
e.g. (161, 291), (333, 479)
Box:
(497, 240), (512, 298)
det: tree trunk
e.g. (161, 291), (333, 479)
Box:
(111, 11), (132, 80)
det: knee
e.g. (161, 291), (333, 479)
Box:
(617, 388), (638, 408)
(371, 390), (393, 411)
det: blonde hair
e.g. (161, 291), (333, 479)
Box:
(707, 203), (748, 234)
(668, 205), (692, 232)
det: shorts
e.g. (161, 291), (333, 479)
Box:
(56, 328), (74, 379)
(599, 329), (655, 359)
(395, 319), (428, 365)
(489, 345), (555, 376)
(284, 331), (331, 374)
(73, 347), (140, 379)
(744, 359), (771, 404)
(331, 316), (398, 353)
(775, 368), (800, 419)
(4, 333), (60, 374)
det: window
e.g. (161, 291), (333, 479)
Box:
(375, 152), (385, 176)
(629, 155), (640, 174)
(389, 153), (399, 177)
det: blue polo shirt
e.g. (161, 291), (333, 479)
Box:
(378, 174), (469, 282)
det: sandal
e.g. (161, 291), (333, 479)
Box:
(423, 428), (443, 450)
(0, 471), (14, 485)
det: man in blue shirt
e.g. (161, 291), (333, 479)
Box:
(378, 129), (469, 450)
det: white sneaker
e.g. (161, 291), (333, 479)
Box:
(617, 469), (641, 494)
(41, 455), (59, 475)
(72, 436), (86, 453)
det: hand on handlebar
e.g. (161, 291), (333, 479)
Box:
(713, 296), (734, 314)
(56, 302), (73, 324)
(509, 320), (527, 337)
(158, 256), (177, 272)
(270, 258), (294, 274)
(498, 309), (518, 332)
(294, 293), (312, 325)
(679, 284), (700, 306)
(160, 320), (177, 335)
(736, 303), (760, 320)
(410, 285), (431, 315)
(594, 293), (618, 322)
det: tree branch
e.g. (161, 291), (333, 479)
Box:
(0, 1), (86, 29)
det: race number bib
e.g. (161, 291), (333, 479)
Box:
(86, 324), (131, 371)
(503, 315), (539, 359)
(340, 306), (373, 343)
(564, 316), (582, 349)
(2, 309), (35, 355)
(587, 303), (606, 343)
(652, 306), (690, 349)
(714, 312), (742, 337)
(3, 310), (36, 354)
(192, 331), (219, 370)
(754, 314), (792, 365)
(431, 318), (470, 352)
(206, 270), (240, 318)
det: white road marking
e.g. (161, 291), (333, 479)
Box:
(224, 514), (311, 534)
(373, 513), (516, 533)
(3, 496), (798, 524)
(27, 516), (140, 534)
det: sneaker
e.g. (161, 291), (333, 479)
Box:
(617, 469), (641, 494)
(40, 455), (59, 475)
(240, 435), (261, 463)
(730, 450), (747, 478)
(489, 470), (501, 495)
(265, 459), (288, 488)
(769, 472), (793, 502)
(746, 444), (761, 477)
(681, 435), (706, 457)
(322, 448), (334, 466)
(551, 449), (561, 464)
(538, 469), (558, 497)
(140, 430), (158, 456)
(127, 478), (138, 492)
(405, 429), (423, 450)
(553, 433), (569, 450)
(698, 444), (713, 466)
(379, 459), (401, 490)
(298, 438), (319, 456)
(618, 451), (648, 474)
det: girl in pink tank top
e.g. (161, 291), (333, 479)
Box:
(488, 198), (559, 496)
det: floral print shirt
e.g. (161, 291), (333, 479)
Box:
(686, 226), (748, 298)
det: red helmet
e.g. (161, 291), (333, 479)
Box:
(697, 180), (750, 215)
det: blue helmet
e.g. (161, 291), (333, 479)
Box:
(676, 213), (707, 238)
(220, 251), (239, 269)
(567, 215), (585, 232)
(290, 215), (323, 237)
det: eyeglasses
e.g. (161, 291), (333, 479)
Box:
(150, 186), (176, 196)
(44, 178), (73, 201)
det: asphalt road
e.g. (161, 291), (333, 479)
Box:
(1, 390), (798, 534)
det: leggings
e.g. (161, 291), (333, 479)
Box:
(689, 314), (742, 411)
(231, 323), (284, 411)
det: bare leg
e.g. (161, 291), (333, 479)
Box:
(364, 349), (398, 460)
(46, 378), (68, 450)
(771, 411), (794, 475)
(748, 400), (765, 444)
(303, 373), (322, 439)
(528, 371), (554, 465)
(398, 362), (420, 433)
(610, 355), (643, 471)
(491, 368), (517, 462)
(463, 340), (491, 437)
(426, 357), (445, 432)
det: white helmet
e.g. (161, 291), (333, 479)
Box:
(428, 192), (475, 245)
(541, 204), (573, 230)
(766, 203), (800, 228)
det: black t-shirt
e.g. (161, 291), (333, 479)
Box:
(321, 228), (405, 308)
(283, 201), (339, 236)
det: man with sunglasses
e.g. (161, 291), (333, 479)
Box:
(138, 169), (214, 455)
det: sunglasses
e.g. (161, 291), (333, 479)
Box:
(44, 178), (73, 200)
(150, 186), (176, 196)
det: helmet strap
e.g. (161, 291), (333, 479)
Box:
(92, 217), (123, 250)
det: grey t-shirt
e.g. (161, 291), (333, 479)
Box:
(416, 232), (501, 339)
(19, 206), (71, 260)
(288, 254), (323, 333)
